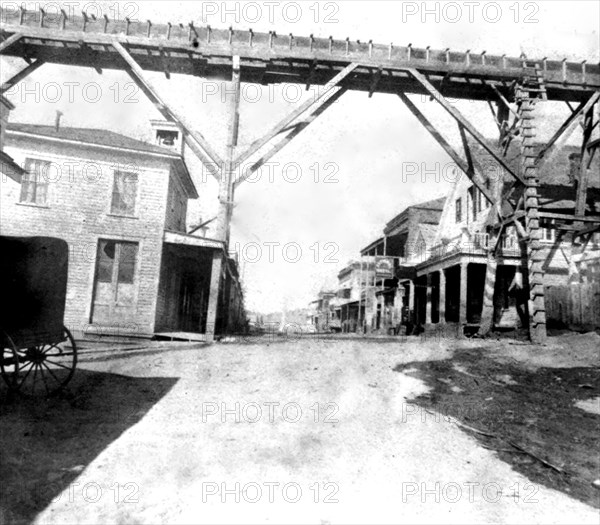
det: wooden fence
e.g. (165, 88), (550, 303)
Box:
(545, 283), (600, 328)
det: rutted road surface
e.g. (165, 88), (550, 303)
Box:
(2, 336), (598, 524)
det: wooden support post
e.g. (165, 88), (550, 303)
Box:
(216, 55), (241, 243)
(425, 273), (432, 325)
(205, 250), (223, 341)
(206, 57), (241, 340)
(520, 94), (547, 343)
(459, 262), (468, 330)
(479, 255), (497, 335)
(439, 269), (446, 324)
(408, 280), (415, 313)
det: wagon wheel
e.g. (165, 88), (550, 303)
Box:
(1, 331), (19, 391)
(2, 327), (77, 397)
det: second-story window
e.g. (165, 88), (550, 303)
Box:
(455, 197), (462, 223)
(20, 158), (50, 205)
(111, 171), (138, 216)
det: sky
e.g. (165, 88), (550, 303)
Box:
(1, 1), (599, 313)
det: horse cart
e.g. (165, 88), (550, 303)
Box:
(0, 236), (77, 396)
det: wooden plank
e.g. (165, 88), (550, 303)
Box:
(407, 68), (525, 185)
(234, 62), (358, 166)
(539, 211), (600, 223)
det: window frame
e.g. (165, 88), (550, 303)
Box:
(455, 197), (462, 223)
(110, 170), (139, 217)
(19, 157), (51, 206)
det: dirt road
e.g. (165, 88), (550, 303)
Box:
(1, 335), (598, 524)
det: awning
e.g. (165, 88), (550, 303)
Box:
(396, 265), (417, 280)
(375, 287), (397, 296)
(164, 230), (223, 249)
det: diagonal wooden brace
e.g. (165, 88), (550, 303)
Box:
(0, 33), (23, 54)
(112, 41), (223, 180)
(0, 58), (44, 93)
(406, 68), (525, 185)
(234, 87), (347, 188)
(536, 91), (600, 167)
(398, 92), (501, 209)
(233, 62), (358, 167)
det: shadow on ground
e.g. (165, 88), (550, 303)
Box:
(0, 369), (178, 524)
(393, 348), (600, 508)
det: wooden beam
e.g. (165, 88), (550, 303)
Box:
(216, 55), (241, 243)
(406, 68), (525, 185)
(536, 91), (600, 166)
(235, 88), (346, 188)
(0, 58), (44, 93)
(112, 41), (224, 177)
(0, 33), (23, 54)
(398, 92), (498, 207)
(233, 62), (358, 166)
(539, 211), (600, 223)
(574, 224), (600, 237)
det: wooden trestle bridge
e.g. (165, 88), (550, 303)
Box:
(1, 6), (599, 342)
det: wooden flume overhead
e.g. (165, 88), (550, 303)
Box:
(1, 6), (599, 102)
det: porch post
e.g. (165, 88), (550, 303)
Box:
(439, 269), (446, 324)
(459, 262), (468, 329)
(205, 250), (223, 340)
(425, 273), (432, 325)
(408, 280), (415, 312)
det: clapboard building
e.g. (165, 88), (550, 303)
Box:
(0, 120), (245, 338)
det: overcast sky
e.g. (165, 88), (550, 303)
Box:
(2, 1), (599, 313)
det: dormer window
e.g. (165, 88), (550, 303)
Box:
(151, 120), (183, 154)
(156, 129), (178, 147)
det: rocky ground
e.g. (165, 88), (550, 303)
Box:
(0, 332), (599, 524)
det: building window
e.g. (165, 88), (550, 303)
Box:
(541, 220), (556, 243)
(455, 197), (462, 223)
(111, 171), (138, 216)
(20, 158), (50, 205)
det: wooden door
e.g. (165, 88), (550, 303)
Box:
(91, 240), (139, 326)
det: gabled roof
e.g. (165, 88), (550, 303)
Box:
(410, 196), (446, 211)
(7, 123), (179, 157)
(6, 123), (198, 198)
(416, 223), (438, 246)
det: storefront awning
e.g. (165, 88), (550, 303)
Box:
(396, 265), (417, 280)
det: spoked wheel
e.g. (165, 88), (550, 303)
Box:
(1, 327), (77, 397)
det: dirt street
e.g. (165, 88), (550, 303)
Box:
(1, 334), (599, 524)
